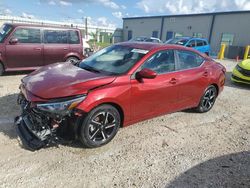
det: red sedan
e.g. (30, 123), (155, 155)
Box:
(16, 42), (226, 150)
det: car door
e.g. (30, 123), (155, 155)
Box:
(130, 50), (181, 121)
(195, 39), (206, 53)
(43, 29), (69, 65)
(174, 50), (209, 108)
(5, 27), (43, 68)
(186, 40), (196, 49)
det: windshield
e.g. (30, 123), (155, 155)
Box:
(79, 45), (148, 75)
(166, 38), (189, 46)
(0, 24), (13, 43)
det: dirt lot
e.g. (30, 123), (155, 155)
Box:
(0, 60), (249, 188)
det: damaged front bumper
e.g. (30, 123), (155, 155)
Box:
(15, 93), (80, 151)
(15, 116), (48, 151)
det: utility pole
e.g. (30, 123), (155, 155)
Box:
(85, 17), (88, 40)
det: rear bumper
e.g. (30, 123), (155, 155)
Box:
(15, 116), (46, 151)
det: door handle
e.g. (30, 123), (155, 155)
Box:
(169, 78), (177, 84)
(63, 48), (68, 50)
(34, 48), (41, 51)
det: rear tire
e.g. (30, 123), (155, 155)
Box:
(79, 104), (121, 148)
(0, 63), (4, 76)
(196, 85), (217, 113)
(66, 57), (79, 64)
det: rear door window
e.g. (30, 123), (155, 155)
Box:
(68, 30), (80, 44)
(13, 28), (41, 43)
(176, 50), (204, 70)
(44, 30), (68, 44)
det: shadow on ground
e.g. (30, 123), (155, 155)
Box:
(2, 70), (32, 76)
(0, 93), (19, 139)
(166, 151), (250, 188)
(225, 72), (250, 90)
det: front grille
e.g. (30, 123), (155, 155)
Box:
(236, 65), (250, 77)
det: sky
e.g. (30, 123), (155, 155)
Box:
(0, 0), (250, 28)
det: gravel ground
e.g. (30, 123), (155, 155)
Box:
(0, 60), (249, 188)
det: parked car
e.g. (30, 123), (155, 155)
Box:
(82, 38), (94, 57)
(231, 59), (250, 84)
(130, 36), (162, 43)
(0, 23), (84, 75)
(166, 37), (210, 55)
(15, 42), (225, 150)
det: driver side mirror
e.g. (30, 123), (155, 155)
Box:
(9, 38), (18, 45)
(136, 68), (157, 80)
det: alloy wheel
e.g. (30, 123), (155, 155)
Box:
(66, 57), (79, 64)
(201, 87), (217, 111)
(88, 111), (117, 143)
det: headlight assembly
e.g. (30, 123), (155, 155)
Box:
(36, 95), (86, 115)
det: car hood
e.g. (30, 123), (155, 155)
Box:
(239, 59), (250, 70)
(22, 62), (116, 99)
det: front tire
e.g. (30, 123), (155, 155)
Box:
(0, 63), (4, 76)
(196, 85), (217, 113)
(66, 57), (79, 64)
(79, 104), (121, 148)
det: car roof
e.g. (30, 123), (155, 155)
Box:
(4, 23), (80, 30)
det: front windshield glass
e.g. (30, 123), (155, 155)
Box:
(166, 38), (189, 46)
(79, 45), (148, 75)
(0, 24), (13, 43)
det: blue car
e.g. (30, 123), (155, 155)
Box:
(166, 37), (210, 55)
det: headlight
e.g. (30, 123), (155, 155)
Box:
(36, 95), (86, 115)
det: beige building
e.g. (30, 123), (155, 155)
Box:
(123, 11), (250, 57)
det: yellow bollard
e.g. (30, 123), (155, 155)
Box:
(243, 45), (250, 60)
(218, 43), (226, 60)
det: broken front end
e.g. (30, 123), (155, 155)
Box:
(15, 88), (86, 151)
